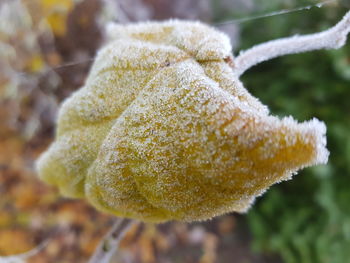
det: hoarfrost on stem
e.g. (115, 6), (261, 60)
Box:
(233, 10), (350, 76)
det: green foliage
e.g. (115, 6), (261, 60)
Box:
(217, 2), (350, 263)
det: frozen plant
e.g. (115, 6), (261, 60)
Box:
(35, 10), (350, 263)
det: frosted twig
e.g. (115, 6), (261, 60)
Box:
(88, 218), (134, 263)
(233, 10), (350, 76)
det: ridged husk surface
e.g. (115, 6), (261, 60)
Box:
(37, 20), (328, 222)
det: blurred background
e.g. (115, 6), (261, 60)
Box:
(0, 0), (349, 262)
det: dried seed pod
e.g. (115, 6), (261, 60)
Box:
(36, 20), (329, 222)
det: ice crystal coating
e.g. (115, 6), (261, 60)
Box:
(36, 20), (329, 222)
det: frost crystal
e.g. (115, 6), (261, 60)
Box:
(36, 19), (333, 222)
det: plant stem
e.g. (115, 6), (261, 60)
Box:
(233, 10), (350, 76)
(88, 218), (134, 263)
